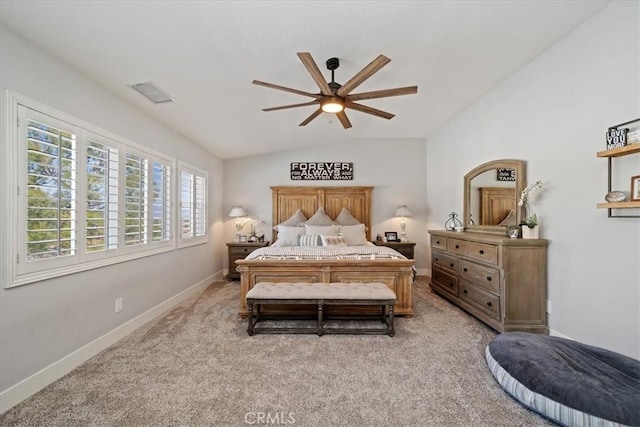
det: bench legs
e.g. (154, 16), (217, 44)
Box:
(246, 299), (395, 336)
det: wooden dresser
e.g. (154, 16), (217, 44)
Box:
(227, 242), (270, 280)
(428, 230), (548, 334)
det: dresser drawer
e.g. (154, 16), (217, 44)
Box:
(467, 241), (498, 264)
(447, 238), (468, 255)
(459, 279), (500, 320)
(432, 250), (458, 272)
(431, 266), (458, 296)
(431, 235), (447, 250)
(459, 260), (500, 294)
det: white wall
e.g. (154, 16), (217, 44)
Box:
(427, 1), (640, 358)
(223, 138), (429, 273)
(0, 24), (225, 407)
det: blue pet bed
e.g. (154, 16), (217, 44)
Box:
(486, 332), (640, 426)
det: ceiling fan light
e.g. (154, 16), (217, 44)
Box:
(320, 96), (344, 113)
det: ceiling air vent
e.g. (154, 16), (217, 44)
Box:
(128, 81), (175, 104)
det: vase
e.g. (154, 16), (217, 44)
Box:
(521, 225), (539, 239)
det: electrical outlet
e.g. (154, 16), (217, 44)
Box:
(546, 299), (551, 314)
(115, 297), (123, 313)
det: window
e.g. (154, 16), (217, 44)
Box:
(178, 162), (208, 247)
(86, 138), (119, 254)
(9, 94), (177, 286)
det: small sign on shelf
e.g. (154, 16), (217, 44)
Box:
(606, 127), (628, 150)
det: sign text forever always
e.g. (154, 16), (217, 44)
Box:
(290, 162), (354, 181)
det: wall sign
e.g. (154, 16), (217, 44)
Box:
(606, 128), (628, 150)
(497, 168), (516, 182)
(290, 162), (354, 181)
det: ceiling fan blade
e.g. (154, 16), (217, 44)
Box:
(262, 100), (319, 112)
(297, 52), (333, 96)
(336, 111), (352, 129)
(336, 54), (391, 97)
(252, 80), (321, 99)
(345, 101), (395, 120)
(346, 85), (417, 102)
(299, 108), (323, 126)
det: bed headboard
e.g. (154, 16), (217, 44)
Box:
(271, 186), (373, 243)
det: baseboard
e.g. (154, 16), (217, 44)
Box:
(0, 271), (222, 414)
(549, 329), (574, 340)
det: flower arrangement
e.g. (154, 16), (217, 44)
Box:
(518, 180), (543, 227)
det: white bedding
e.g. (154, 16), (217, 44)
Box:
(245, 244), (407, 261)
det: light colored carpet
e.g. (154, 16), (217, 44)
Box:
(0, 279), (551, 427)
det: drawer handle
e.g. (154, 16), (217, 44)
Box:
(436, 240), (440, 244)
(486, 301), (492, 307)
(449, 263), (454, 268)
(463, 268), (467, 272)
(435, 257), (439, 261)
(486, 276), (492, 282)
(463, 289), (468, 294)
(479, 249), (484, 255)
(244, 248), (248, 252)
(449, 283), (454, 288)
(455, 244), (460, 249)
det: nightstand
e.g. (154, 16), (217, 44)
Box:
(373, 241), (415, 259)
(226, 242), (269, 280)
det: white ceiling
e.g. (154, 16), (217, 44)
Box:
(0, 1), (609, 159)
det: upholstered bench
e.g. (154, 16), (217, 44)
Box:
(246, 282), (396, 336)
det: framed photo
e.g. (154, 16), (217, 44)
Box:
(384, 231), (399, 242)
(631, 175), (640, 201)
(239, 235), (247, 243)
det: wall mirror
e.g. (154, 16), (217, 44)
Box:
(463, 159), (526, 235)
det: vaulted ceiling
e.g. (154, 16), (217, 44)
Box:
(0, 1), (609, 159)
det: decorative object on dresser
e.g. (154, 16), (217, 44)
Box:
(429, 229), (548, 333)
(518, 180), (543, 239)
(596, 119), (640, 218)
(373, 240), (415, 259)
(228, 206), (249, 242)
(444, 212), (463, 231)
(226, 241), (270, 280)
(394, 205), (412, 242)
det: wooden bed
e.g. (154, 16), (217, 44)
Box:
(236, 186), (414, 318)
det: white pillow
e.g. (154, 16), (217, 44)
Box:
(338, 224), (368, 245)
(334, 207), (361, 226)
(297, 234), (322, 246)
(305, 224), (339, 236)
(304, 207), (335, 226)
(274, 225), (305, 246)
(321, 235), (347, 246)
(273, 208), (307, 231)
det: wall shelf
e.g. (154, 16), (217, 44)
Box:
(597, 119), (640, 218)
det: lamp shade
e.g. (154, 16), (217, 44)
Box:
(228, 206), (247, 218)
(394, 205), (412, 217)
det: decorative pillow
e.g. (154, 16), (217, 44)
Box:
(304, 207), (335, 226)
(321, 235), (347, 246)
(338, 224), (367, 245)
(297, 234), (322, 247)
(334, 207), (361, 226)
(272, 208), (307, 231)
(305, 224), (340, 236)
(274, 225), (305, 246)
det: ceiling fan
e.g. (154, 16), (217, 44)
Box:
(252, 52), (418, 129)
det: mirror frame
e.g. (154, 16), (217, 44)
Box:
(463, 159), (526, 235)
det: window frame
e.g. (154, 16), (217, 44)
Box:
(5, 91), (178, 288)
(177, 161), (209, 248)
